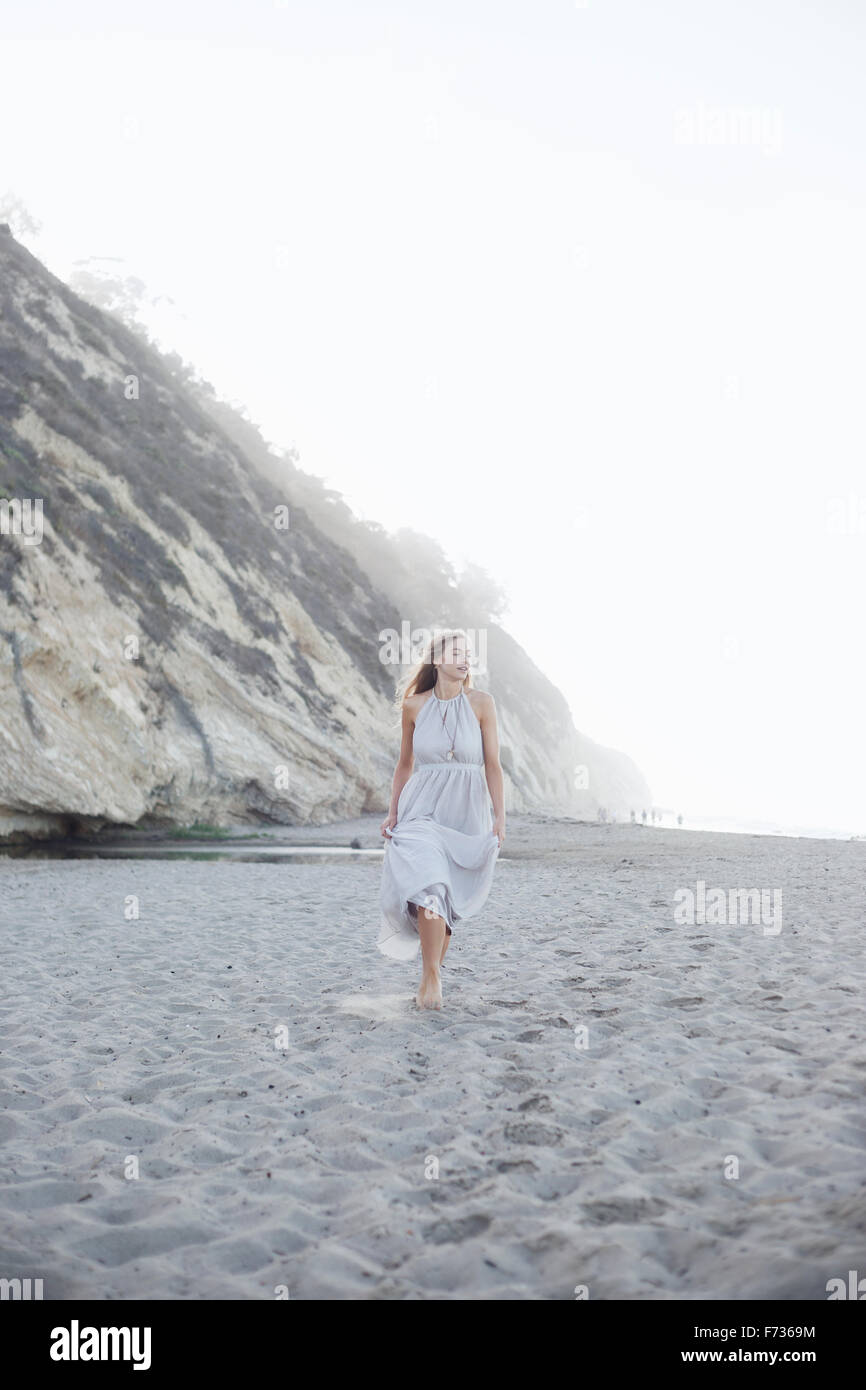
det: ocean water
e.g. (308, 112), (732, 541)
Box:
(675, 814), (864, 841)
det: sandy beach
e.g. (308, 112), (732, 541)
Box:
(1, 814), (864, 1300)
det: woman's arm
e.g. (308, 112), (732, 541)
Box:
(381, 697), (417, 835)
(478, 692), (506, 845)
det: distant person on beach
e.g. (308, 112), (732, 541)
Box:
(378, 628), (505, 1010)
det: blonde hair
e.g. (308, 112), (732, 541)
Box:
(392, 627), (474, 715)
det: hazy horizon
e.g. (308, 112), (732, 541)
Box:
(3, 0), (865, 835)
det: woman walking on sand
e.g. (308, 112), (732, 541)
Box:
(378, 628), (506, 1009)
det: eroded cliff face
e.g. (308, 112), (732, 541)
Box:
(0, 228), (651, 840)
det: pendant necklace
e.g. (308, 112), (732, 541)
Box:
(433, 682), (460, 760)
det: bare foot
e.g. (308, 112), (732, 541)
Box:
(415, 968), (443, 1010)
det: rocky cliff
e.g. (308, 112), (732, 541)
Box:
(0, 228), (652, 840)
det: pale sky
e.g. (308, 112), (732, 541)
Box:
(3, 1), (865, 834)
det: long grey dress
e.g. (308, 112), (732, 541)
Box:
(378, 687), (500, 961)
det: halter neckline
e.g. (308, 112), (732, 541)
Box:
(431, 686), (463, 703)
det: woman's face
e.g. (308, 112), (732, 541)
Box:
(436, 636), (470, 679)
